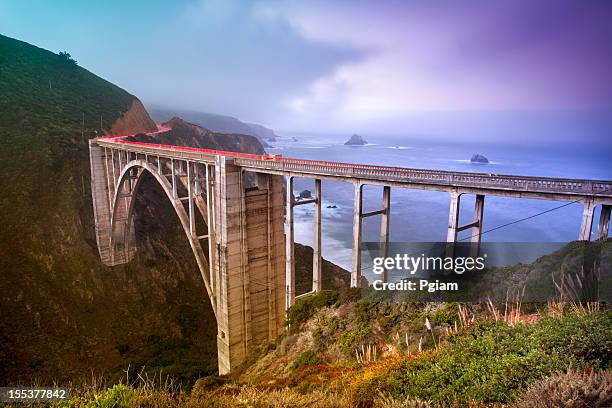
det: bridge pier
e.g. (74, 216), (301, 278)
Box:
(598, 205), (611, 240)
(214, 157), (286, 374)
(285, 176), (295, 308)
(447, 191), (461, 243)
(351, 184), (392, 287)
(470, 194), (485, 257)
(286, 177), (324, 303)
(380, 186), (391, 283)
(447, 192), (485, 257)
(351, 183), (363, 287)
(313, 179), (322, 292)
(579, 199), (596, 241)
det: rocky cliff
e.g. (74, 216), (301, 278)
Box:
(109, 99), (157, 135)
(130, 117), (265, 155)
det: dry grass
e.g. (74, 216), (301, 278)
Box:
(374, 393), (506, 407)
(513, 369), (612, 408)
(355, 344), (379, 364)
(191, 385), (351, 407)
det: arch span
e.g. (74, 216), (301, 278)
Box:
(109, 159), (216, 317)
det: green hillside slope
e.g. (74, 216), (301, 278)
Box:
(0, 34), (218, 385)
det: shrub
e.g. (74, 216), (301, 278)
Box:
(339, 287), (362, 303)
(286, 290), (339, 327)
(429, 302), (459, 326)
(349, 311), (612, 406)
(513, 369), (612, 408)
(532, 312), (611, 370)
(338, 322), (372, 354)
(291, 350), (321, 370)
(89, 384), (133, 407)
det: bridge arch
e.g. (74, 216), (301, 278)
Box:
(108, 159), (216, 317)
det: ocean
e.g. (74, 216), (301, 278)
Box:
(266, 128), (611, 278)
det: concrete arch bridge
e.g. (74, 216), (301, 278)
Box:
(89, 126), (612, 373)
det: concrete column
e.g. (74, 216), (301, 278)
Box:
(447, 191), (461, 242)
(579, 200), (596, 241)
(103, 147), (113, 210)
(597, 204), (611, 240)
(285, 176), (295, 308)
(470, 194), (485, 257)
(351, 183), (363, 287)
(111, 149), (117, 192)
(313, 179), (322, 292)
(267, 174), (287, 339)
(171, 159), (177, 198)
(205, 164), (217, 296)
(187, 161), (195, 237)
(214, 156), (249, 375)
(380, 186), (391, 282)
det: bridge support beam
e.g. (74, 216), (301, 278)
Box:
(380, 186), (391, 282)
(597, 204), (611, 241)
(351, 183), (363, 287)
(579, 199), (596, 241)
(447, 191), (461, 243)
(285, 176), (295, 308)
(214, 156), (250, 374)
(470, 194), (485, 257)
(313, 179), (322, 292)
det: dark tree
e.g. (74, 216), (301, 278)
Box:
(58, 51), (77, 65)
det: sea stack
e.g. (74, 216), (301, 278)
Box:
(298, 190), (312, 199)
(344, 133), (368, 145)
(470, 154), (489, 163)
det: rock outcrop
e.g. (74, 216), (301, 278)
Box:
(470, 154), (489, 163)
(129, 117), (265, 155)
(109, 99), (157, 135)
(344, 134), (367, 145)
(298, 190), (312, 199)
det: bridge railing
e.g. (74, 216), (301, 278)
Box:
(235, 157), (611, 196)
(95, 139), (611, 197)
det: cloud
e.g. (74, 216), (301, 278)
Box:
(255, 1), (612, 130)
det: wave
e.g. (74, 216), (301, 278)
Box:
(385, 146), (412, 150)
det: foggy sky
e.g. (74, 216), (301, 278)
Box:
(1, 0), (611, 141)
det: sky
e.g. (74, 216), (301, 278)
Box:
(1, 0), (612, 142)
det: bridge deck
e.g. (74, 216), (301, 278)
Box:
(96, 127), (612, 202)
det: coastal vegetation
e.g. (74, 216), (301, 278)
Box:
(7, 296), (609, 407)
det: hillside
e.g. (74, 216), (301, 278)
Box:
(147, 106), (278, 145)
(0, 34), (217, 384)
(0, 34), (350, 386)
(0, 35), (219, 384)
(16, 295), (610, 407)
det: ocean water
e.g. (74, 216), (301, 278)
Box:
(266, 129), (612, 274)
